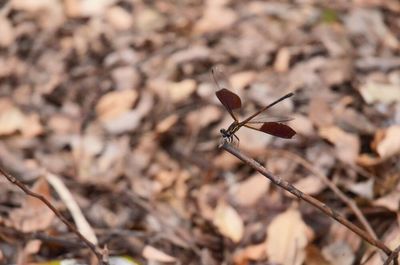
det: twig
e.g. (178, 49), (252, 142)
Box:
(270, 149), (378, 240)
(220, 142), (392, 256)
(0, 166), (108, 265)
(384, 246), (400, 265)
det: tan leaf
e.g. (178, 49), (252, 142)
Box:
(213, 200), (244, 243)
(229, 71), (257, 90)
(233, 243), (266, 264)
(322, 241), (355, 265)
(167, 79), (196, 103)
(319, 126), (360, 164)
(0, 98), (26, 136)
(9, 178), (55, 232)
(373, 192), (400, 212)
(156, 114), (179, 134)
(106, 6), (133, 30)
(0, 17), (14, 47)
(274, 47), (291, 73)
(232, 174), (270, 206)
(194, 7), (237, 34)
(293, 175), (325, 196)
(96, 89), (138, 122)
(359, 81), (400, 104)
(374, 125), (400, 159)
(266, 208), (313, 265)
(142, 245), (176, 262)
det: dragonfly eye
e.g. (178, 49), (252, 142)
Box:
(220, 129), (227, 135)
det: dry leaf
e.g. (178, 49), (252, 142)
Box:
(231, 174), (269, 206)
(0, 17), (14, 47)
(305, 245), (331, 265)
(167, 79), (196, 103)
(373, 192), (400, 212)
(347, 179), (374, 199)
(156, 114), (179, 133)
(374, 125), (400, 159)
(359, 81), (400, 104)
(106, 6), (133, 30)
(194, 6), (237, 34)
(9, 178), (55, 232)
(0, 98), (26, 136)
(96, 89), (138, 122)
(213, 200), (244, 243)
(142, 245), (176, 262)
(266, 208), (313, 265)
(289, 114), (315, 137)
(229, 71), (257, 90)
(322, 241), (355, 265)
(274, 47), (291, 72)
(233, 243), (266, 264)
(293, 175), (325, 196)
(319, 126), (360, 164)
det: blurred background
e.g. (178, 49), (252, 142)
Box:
(0, 0), (400, 264)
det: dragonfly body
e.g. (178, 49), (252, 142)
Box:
(212, 66), (296, 143)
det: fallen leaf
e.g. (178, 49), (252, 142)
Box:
(9, 178), (55, 232)
(0, 98), (26, 136)
(213, 200), (244, 243)
(347, 179), (374, 199)
(106, 6), (133, 30)
(96, 89), (138, 122)
(305, 245), (331, 265)
(194, 6), (237, 34)
(359, 81), (400, 104)
(156, 114), (179, 134)
(111, 67), (140, 91)
(373, 125), (400, 159)
(142, 245), (176, 262)
(266, 208), (313, 265)
(373, 192), (400, 212)
(319, 126), (360, 164)
(322, 241), (355, 265)
(293, 175), (325, 196)
(274, 47), (291, 72)
(231, 173), (270, 206)
(229, 71), (257, 90)
(167, 79), (196, 103)
(135, 8), (166, 32)
(233, 243), (266, 264)
(0, 17), (14, 47)
(185, 106), (222, 131)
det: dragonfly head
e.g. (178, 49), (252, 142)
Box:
(220, 128), (229, 137)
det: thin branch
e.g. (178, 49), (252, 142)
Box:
(384, 246), (400, 265)
(270, 149), (377, 240)
(220, 142), (392, 256)
(0, 166), (108, 265)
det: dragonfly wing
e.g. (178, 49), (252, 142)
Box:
(243, 122), (296, 139)
(212, 66), (242, 121)
(245, 113), (293, 124)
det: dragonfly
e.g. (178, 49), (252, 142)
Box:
(212, 66), (296, 143)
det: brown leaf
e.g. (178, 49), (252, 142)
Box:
(142, 245), (176, 262)
(194, 6), (237, 34)
(96, 89), (138, 122)
(274, 47), (291, 73)
(266, 208), (313, 265)
(233, 243), (266, 264)
(0, 98), (26, 136)
(322, 241), (355, 265)
(213, 200), (244, 243)
(106, 6), (133, 30)
(231, 173), (270, 206)
(360, 81), (400, 104)
(373, 125), (400, 159)
(9, 178), (55, 232)
(319, 126), (360, 164)
(167, 79), (196, 103)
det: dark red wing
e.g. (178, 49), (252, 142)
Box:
(216, 88), (242, 111)
(243, 122), (296, 139)
(211, 66), (242, 121)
